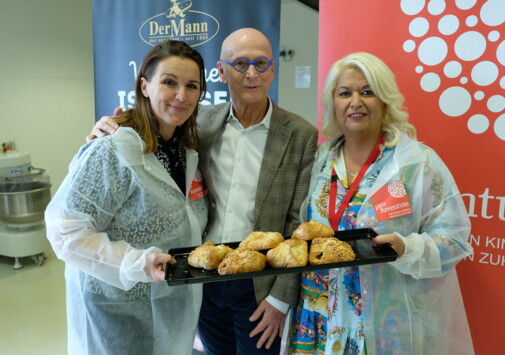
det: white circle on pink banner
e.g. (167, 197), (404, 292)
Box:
(488, 31), (500, 42)
(455, 0), (477, 10)
(388, 181), (407, 198)
(439, 15), (459, 35)
(474, 91), (485, 100)
(428, 0), (445, 15)
(401, 0), (505, 140)
(444, 61), (462, 78)
(455, 31), (487, 61)
(468, 114), (489, 134)
(401, 0), (425, 16)
(495, 114), (505, 140)
(487, 95), (505, 112)
(498, 40), (505, 65)
(466, 15), (478, 27)
(471, 61), (499, 86)
(418, 37), (448, 65)
(421, 72), (440, 92)
(410, 17), (430, 37)
(480, 0), (505, 26)
(439, 87), (471, 116)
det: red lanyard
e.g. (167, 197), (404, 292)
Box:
(329, 136), (384, 230)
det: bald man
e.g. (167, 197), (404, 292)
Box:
(196, 27), (317, 355)
(88, 28), (318, 354)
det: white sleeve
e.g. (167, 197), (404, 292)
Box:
(265, 295), (290, 314)
(45, 139), (160, 290)
(388, 150), (472, 279)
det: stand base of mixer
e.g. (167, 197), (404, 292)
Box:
(0, 222), (49, 269)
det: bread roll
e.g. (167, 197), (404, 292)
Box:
(217, 248), (267, 275)
(188, 241), (233, 270)
(266, 239), (308, 268)
(309, 237), (355, 265)
(239, 231), (284, 250)
(292, 220), (334, 240)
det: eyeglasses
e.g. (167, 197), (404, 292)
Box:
(220, 56), (274, 73)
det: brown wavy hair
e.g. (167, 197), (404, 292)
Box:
(115, 40), (207, 153)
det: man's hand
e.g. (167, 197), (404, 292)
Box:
(85, 107), (123, 142)
(249, 299), (286, 349)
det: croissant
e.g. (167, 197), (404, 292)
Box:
(239, 231), (284, 250)
(266, 239), (308, 268)
(188, 241), (233, 270)
(218, 248), (267, 275)
(292, 220), (334, 240)
(309, 237), (355, 265)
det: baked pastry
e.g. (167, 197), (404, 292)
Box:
(292, 220), (334, 240)
(309, 237), (355, 265)
(266, 239), (308, 268)
(239, 231), (284, 250)
(188, 241), (233, 270)
(217, 248), (267, 275)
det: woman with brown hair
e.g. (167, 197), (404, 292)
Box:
(45, 40), (208, 355)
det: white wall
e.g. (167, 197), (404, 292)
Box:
(0, 0), (95, 192)
(0, 0), (318, 193)
(279, 0), (319, 127)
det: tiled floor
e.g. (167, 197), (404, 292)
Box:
(0, 248), (67, 355)
(0, 245), (205, 355)
(1, 240), (300, 355)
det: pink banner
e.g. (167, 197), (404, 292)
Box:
(319, 0), (505, 353)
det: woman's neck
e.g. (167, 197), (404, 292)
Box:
(158, 125), (176, 141)
(342, 132), (382, 175)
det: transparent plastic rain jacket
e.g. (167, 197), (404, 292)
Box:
(300, 133), (474, 354)
(45, 127), (208, 355)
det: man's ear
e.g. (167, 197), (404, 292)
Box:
(217, 62), (227, 84)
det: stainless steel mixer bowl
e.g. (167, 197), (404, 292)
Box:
(0, 182), (51, 223)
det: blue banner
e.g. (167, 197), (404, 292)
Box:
(92, 0), (281, 121)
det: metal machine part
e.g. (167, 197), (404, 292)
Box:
(0, 151), (51, 269)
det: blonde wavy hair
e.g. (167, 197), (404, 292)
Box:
(321, 52), (416, 146)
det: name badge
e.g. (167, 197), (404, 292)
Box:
(372, 180), (412, 222)
(188, 169), (208, 201)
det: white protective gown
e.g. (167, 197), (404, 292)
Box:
(300, 133), (474, 354)
(45, 127), (208, 355)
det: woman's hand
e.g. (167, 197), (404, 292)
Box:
(374, 233), (405, 257)
(144, 252), (176, 282)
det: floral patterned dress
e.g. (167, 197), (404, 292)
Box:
(289, 138), (390, 355)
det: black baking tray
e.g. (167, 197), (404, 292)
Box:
(165, 228), (397, 286)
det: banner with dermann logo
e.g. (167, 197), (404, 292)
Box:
(92, 0), (281, 121)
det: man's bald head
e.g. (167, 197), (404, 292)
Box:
(220, 28), (273, 60)
(217, 28), (275, 115)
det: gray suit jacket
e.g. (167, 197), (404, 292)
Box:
(197, 102), (318, 306)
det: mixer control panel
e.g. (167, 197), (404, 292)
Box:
(1, 139), (16, 152)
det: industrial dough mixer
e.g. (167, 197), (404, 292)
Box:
(0, 150), (51, 269)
